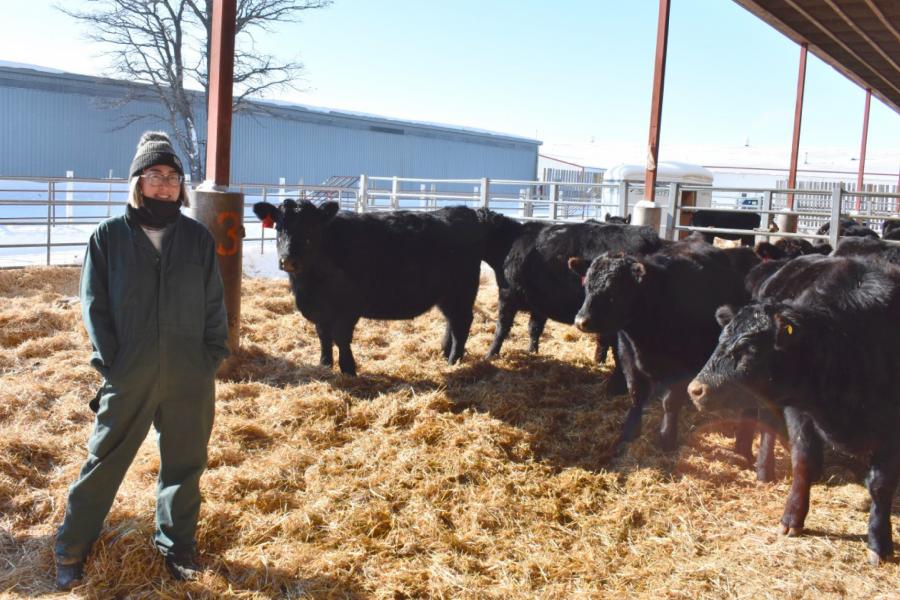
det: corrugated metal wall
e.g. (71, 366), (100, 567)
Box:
(0, 66), (540, 183)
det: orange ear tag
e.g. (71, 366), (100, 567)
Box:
(786, 325), (793, 336)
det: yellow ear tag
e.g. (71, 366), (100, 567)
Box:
(786, 324), (793, 336)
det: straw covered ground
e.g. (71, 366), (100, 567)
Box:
(0, 266), (897, 599)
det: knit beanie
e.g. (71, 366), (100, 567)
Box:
(129, 131), (184, 178)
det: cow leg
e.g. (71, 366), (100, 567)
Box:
(315, 322), (334, 368)
(441, 272), (478, 365)
(865, 448), (900, 565)
(755, 407), (784, 483)
(527, 313), (547, 353)
(606, 335), (628, 396)
(445, 309), (474, 365)
(780, 408), (823, 535)
(332, 317), (359, 376)
(441, 323), (453, 360)
(438, 301), (474, 365)
(486, 293), (517, 358)
(659, 385), (688, 452)
(615, 335), (650, 450)
(733, 407), (756, 466)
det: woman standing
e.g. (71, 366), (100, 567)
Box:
(54, 132), (229, 590)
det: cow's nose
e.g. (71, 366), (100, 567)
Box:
(574, 315), (591, 332)
(687, 379), (708, 407)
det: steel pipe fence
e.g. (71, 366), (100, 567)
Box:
(671, 183), (899, 247)
(2, 175), (897, 268)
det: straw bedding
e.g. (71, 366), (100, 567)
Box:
(0, 267), (897, 599)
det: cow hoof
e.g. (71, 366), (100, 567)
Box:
(658, 435), (678, 453)
(778, 523), (803, 536)
(868, 550), (884, 566)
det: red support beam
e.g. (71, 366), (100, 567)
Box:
(787, 44), (808, 210)
(205, 0), (237, 187)
(644, 0), (671, 203)
(855, 88), (871, 211)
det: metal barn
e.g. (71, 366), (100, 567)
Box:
(0, 63), (540, 184)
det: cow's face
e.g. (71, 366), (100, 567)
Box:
(688, 301), (803, 411)
(570, 254), (645, 336)
(253, 200), (340, 273)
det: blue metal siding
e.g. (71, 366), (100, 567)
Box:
(1, 67), (540, 184)
(0, 82), (185, 178)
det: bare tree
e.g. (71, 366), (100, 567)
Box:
(58, 0), (331, 180)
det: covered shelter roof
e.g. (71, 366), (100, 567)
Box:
(733, 0), (900, 115)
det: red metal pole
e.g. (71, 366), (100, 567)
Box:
(205, 0), (237, 187)
(787, 44), (807, 210)
(855, 89), (871, 211)
(644, 0), (671, 204)
(196, 0), (243, 358)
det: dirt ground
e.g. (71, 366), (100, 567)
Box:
(0, 266), (897, 599)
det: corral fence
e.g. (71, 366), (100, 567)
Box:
(0, 175), (897, 268)
(671, 182), (900, 248)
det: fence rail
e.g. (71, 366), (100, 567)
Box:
(1, 175), (897, 268)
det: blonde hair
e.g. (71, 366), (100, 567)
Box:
(128, 174), (191, 209)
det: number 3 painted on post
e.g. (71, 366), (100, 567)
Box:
(216, 211), (240, 256)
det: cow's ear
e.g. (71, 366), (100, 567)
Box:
(715, 305), (735, 328)
(624, 214), (631, 224)
(253, 202), (279, 228)
(630, 260), (647, 283)
(773, 310), (803, 350)
(568, 256), (589, 277)
(754, 242), (781, 262)
(320, 201), (340, 221)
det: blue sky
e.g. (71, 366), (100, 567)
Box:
(2, 1), (898, 167)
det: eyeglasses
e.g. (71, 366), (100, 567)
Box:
(141, 173), (184, 187)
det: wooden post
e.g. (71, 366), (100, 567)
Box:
(787, 44), (807, 213)
(855, 89), (871, 211)
(644, 0), (671, 204)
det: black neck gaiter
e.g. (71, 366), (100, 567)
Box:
(127, 198), (183, 229)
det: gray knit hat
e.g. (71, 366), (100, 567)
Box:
(129, 131), (184, 178)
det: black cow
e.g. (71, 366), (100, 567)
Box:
(253, 200), (492, 375)
(486, 221), (662, 359)
(754, 238), (831, 261)
(604, 213), (631, 224)
(815, 216), (879, 245)
(883, 220), (900, 241)
(570, 236), (749, 451)
(737, 256), (825, 485)
(832, 236), (900, 265)
(690, 210), (761, 246)
(474, 208), (525, 288)
(688, 255), (900, 565)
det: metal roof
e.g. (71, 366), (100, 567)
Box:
(733, 0), (900, 114)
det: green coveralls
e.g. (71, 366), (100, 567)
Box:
(55, 213), (229, 562)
